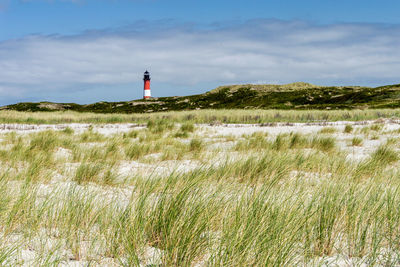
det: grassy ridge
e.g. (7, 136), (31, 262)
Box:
(2, 82), (400, 113)
(1, 109), (400, 124)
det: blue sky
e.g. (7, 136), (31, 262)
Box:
(0, 0), (400, 105)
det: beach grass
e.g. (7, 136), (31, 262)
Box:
(0, 114), (400, 265)
(0, 108), (400, 124)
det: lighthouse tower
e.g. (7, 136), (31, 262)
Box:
(143, 70), (151, 99)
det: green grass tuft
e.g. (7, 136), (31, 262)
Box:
(311, 136), (336, 152)
(344, 125), (353, 133)
(319, 127), (337, 134)
(371, 145), (398, 165)
(351, 137), (363, 146)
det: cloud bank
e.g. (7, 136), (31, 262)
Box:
(0, 19), (399, 104)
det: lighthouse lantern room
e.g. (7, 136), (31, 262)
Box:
(143, 70), (151, 99)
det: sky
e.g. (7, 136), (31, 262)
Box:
(0, 0), (400, 105)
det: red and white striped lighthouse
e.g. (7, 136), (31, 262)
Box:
(143, 70), (151, 99)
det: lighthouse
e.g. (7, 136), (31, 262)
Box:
(143, 70), (151, 99)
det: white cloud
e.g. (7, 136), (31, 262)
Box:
(0, 19), (399, 104)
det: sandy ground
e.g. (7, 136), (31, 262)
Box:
(0, 123), (145, 135)
(2, 119), (399, 177)
(1, 119), (400, 266)
(0, 119), (398, 134)
(199, 120), (400, 161)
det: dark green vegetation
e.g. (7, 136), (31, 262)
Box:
(3, 82), (400, 113)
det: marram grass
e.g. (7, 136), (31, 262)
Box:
(0, 118), (400, 265)
(1, 108), (400, 124)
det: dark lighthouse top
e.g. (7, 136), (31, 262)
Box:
(143, 71), (151, 81)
